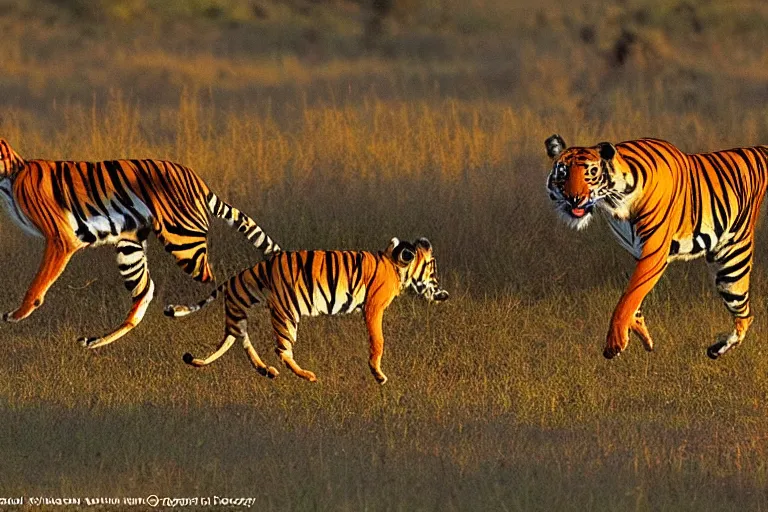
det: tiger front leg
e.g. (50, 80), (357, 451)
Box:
(604, 249), (667, 359)
(606, 307), (656, 357)
(365, 306), (388, 384)
(4, 240), (76, 322)
(631, 309), (654, 352)
(604, 316), (631, 359)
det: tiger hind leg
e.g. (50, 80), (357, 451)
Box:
(270, 312), (316, 382)
(154, 223), (214, 283)
(80, 238), (154, 349)
(708, 316), (753, 360)
(707, 246), (754, 359)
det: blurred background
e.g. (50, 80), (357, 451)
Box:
(1, 1), (768, 509)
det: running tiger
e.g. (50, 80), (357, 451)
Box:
(0, 139), (280, 348)
(164, 237), (449, 384)
(545, 134), (768, 359)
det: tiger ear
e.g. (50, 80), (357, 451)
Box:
(384, 238), (400, 261)
(598, 141), (616, 161)
(415, 238), (432, 251)
(545, 134), (567, 159)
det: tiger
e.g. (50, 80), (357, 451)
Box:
(545, 134), (768, 360)
(0, 138), (280, 348)
(164, 237), (449, 384)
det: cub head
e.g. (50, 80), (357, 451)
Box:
(545, 134), (620, 230)
(384, 237), (449, 303)
(0, 139), (24, 179)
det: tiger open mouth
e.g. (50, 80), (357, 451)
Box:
(561, 195), (596, 218)
(551, 196), (597, 230)
(567, 203), (594, 218)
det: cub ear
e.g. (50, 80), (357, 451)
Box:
(385, 237), (400, 255)
(415, 238), (432, 251)
(545, 134), (567, 159)
(598, 141), (616, 161)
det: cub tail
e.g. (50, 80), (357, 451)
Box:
(164, 280), (228, 318)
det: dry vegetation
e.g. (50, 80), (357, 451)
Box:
(1, 0), (768, 509)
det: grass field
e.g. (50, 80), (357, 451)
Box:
(1, 1), (768, 510)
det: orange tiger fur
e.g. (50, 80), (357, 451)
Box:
(545, 135), (768, 359)
(0, 139), (280, 348)
(165, 238), (449, 384)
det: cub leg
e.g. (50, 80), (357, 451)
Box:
(270, 307), (316, 382)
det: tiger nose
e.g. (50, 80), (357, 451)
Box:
(567, 195), (586, 207)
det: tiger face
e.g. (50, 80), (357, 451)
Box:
(545, 134), (629, 230)
(386, 237), (449, 303)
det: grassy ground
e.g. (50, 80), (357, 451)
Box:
(1, 1), (768, 510)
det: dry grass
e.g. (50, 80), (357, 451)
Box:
(1, 0), (768, 510)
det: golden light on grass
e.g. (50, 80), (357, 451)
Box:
(0, 0), (767, 509)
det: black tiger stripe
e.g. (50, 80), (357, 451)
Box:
(164, 239), (447, 383)
(545, 135), (768, 359)
(0, 137), (283, 347)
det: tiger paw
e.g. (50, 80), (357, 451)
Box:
(640, 337), (655, 352)
(707, 333), (739, 360)
(293, 369), (317, 382)
(371, 371), (388, 385)
(706, 342), (725, 360)
(604, 322), (630, 359)
(256, 366), (280, 379)
(631, 313), (654, 352)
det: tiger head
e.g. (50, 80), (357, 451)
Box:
(0, 139), (24, 179)
(385, 237), (449, 303)
(545, 134), (634, 230)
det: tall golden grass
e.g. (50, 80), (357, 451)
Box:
(1, 1), (768, 509)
